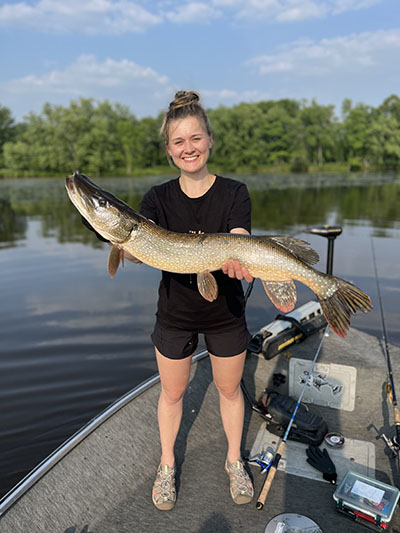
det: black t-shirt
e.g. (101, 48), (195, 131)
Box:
(139, 175), (251, 331)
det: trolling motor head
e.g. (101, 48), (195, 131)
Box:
(309, 225), (343, 275)
(309, 225), (343, 239)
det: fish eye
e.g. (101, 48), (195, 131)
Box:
(98, 198), (107, 208)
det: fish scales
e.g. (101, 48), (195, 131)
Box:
(125, 221), (304, 281)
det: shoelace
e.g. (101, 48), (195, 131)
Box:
(228, 461), (252, 494)
(154, 465), (175, 501)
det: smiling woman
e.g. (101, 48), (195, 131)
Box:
(135, 90), (256, 510)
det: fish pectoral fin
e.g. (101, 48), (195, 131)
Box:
(262, 280), (297, 313)
(108, 245), (123, 278)
(124, 251), (142, 264)
(197, 272), (218, 302)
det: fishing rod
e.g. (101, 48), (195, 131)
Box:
(256, 224), (342, 510)
(370, 237), (400, 454)
(256, 324), (329, 509)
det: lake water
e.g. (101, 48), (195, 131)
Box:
(1, 172), (399, 499)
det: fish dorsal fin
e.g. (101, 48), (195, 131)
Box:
(108, 245), (123, 278)
(265, 236), (320, 265)
(197, 272), (218, 302)
(261, 280), (297, 313)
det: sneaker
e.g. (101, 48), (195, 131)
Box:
(224, 458), (254, 505)
(152, 463), (176, 511)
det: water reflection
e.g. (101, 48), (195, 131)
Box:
(0, 173), (399, 500)
(0, 174), (399, 245)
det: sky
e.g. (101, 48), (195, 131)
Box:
(0, 0), (399, 122)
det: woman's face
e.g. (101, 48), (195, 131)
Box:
(166, 116), (213, 175)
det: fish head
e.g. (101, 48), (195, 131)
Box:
(65, 171), (141, 243)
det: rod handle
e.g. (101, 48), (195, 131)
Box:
(394, 406), (400, 425)
(256, 442), (286, 510)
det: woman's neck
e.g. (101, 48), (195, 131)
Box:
(179, 170), (216, 198)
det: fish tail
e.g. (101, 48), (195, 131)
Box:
(317, 277), (372, 338)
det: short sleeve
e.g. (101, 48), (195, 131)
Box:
(227, 183), (251, 233)
(139, 188), (159, 224)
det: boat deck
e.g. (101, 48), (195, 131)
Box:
(1, 327), (400, 532)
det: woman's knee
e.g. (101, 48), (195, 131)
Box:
(215, 381), (241, 401)
(160, 383), (187, 404)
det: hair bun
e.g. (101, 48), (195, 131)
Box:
(170, 90), (200, 110)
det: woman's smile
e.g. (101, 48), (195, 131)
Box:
(167, 116), (212, 176)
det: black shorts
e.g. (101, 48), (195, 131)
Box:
(151, 322), (251, 360)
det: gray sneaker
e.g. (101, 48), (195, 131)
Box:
(225, 459), (254, 504)
(152, 463), (176, 511)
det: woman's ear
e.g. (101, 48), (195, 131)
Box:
(208, 134), (213, 149)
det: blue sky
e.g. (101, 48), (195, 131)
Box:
(0, 0), (399, 122)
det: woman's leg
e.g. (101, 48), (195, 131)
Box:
(155, 347), (192, 467)
(209, 351), (246, 462)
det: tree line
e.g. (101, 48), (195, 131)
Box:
(1, 94), (400, 177)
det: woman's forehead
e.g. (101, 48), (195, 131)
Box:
(168, 116), (208, 139)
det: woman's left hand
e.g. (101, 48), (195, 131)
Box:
(222, 260), (254, 283)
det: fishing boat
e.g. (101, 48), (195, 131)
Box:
(1, 229), (399, 532)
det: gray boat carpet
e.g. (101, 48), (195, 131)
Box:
(1, 328), (400, 533)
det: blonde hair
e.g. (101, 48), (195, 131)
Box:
(160, 91), (212, 145)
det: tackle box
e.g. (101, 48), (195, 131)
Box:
(333, 470), (400, 531)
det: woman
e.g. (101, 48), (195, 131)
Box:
(139, 91), (255, 511)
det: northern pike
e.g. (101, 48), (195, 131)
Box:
(65, 172), (372, 338)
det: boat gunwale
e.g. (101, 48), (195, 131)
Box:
(0, 349), (210, 517)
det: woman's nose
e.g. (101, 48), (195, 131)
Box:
(183, 141), (195, 153)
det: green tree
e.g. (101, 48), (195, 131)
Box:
(366, 112), (400, 169)
(298, 100), (338, 166)
(341, 99), (373, 170)
(0, 105), (20, 167)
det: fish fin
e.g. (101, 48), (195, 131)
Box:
(108, 245), (123, 278)
(318, 276), (372, 337)
(261, 280), (297, 313)
(266, 236), (320, 265)
(124, 252), (142, 264)
(197, 272), (218, 302)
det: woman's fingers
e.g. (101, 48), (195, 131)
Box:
(222, 260), (254, 283)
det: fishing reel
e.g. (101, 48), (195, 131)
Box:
(380, 433), (400, 458)
(368, 423), (400, 458)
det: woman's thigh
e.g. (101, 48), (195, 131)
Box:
(209, 351), (246, 394)
(155, 347), (193, 399)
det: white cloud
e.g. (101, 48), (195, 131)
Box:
(0, 55), (172, 119)
(212, 0), (382, 22)
(331, 0), (380, 15)
(276, 1), (328, 22)
(247, 29), (400, 76)
(165, 2), (221, 23)
(200, 88), (273, 107)
(0, 0), (383, 32)
(0, 0), (162, 34)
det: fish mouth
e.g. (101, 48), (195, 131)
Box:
(65, 176), (74, 191)
(66, 172), (101, 202)
(66, 172), (137, 216)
